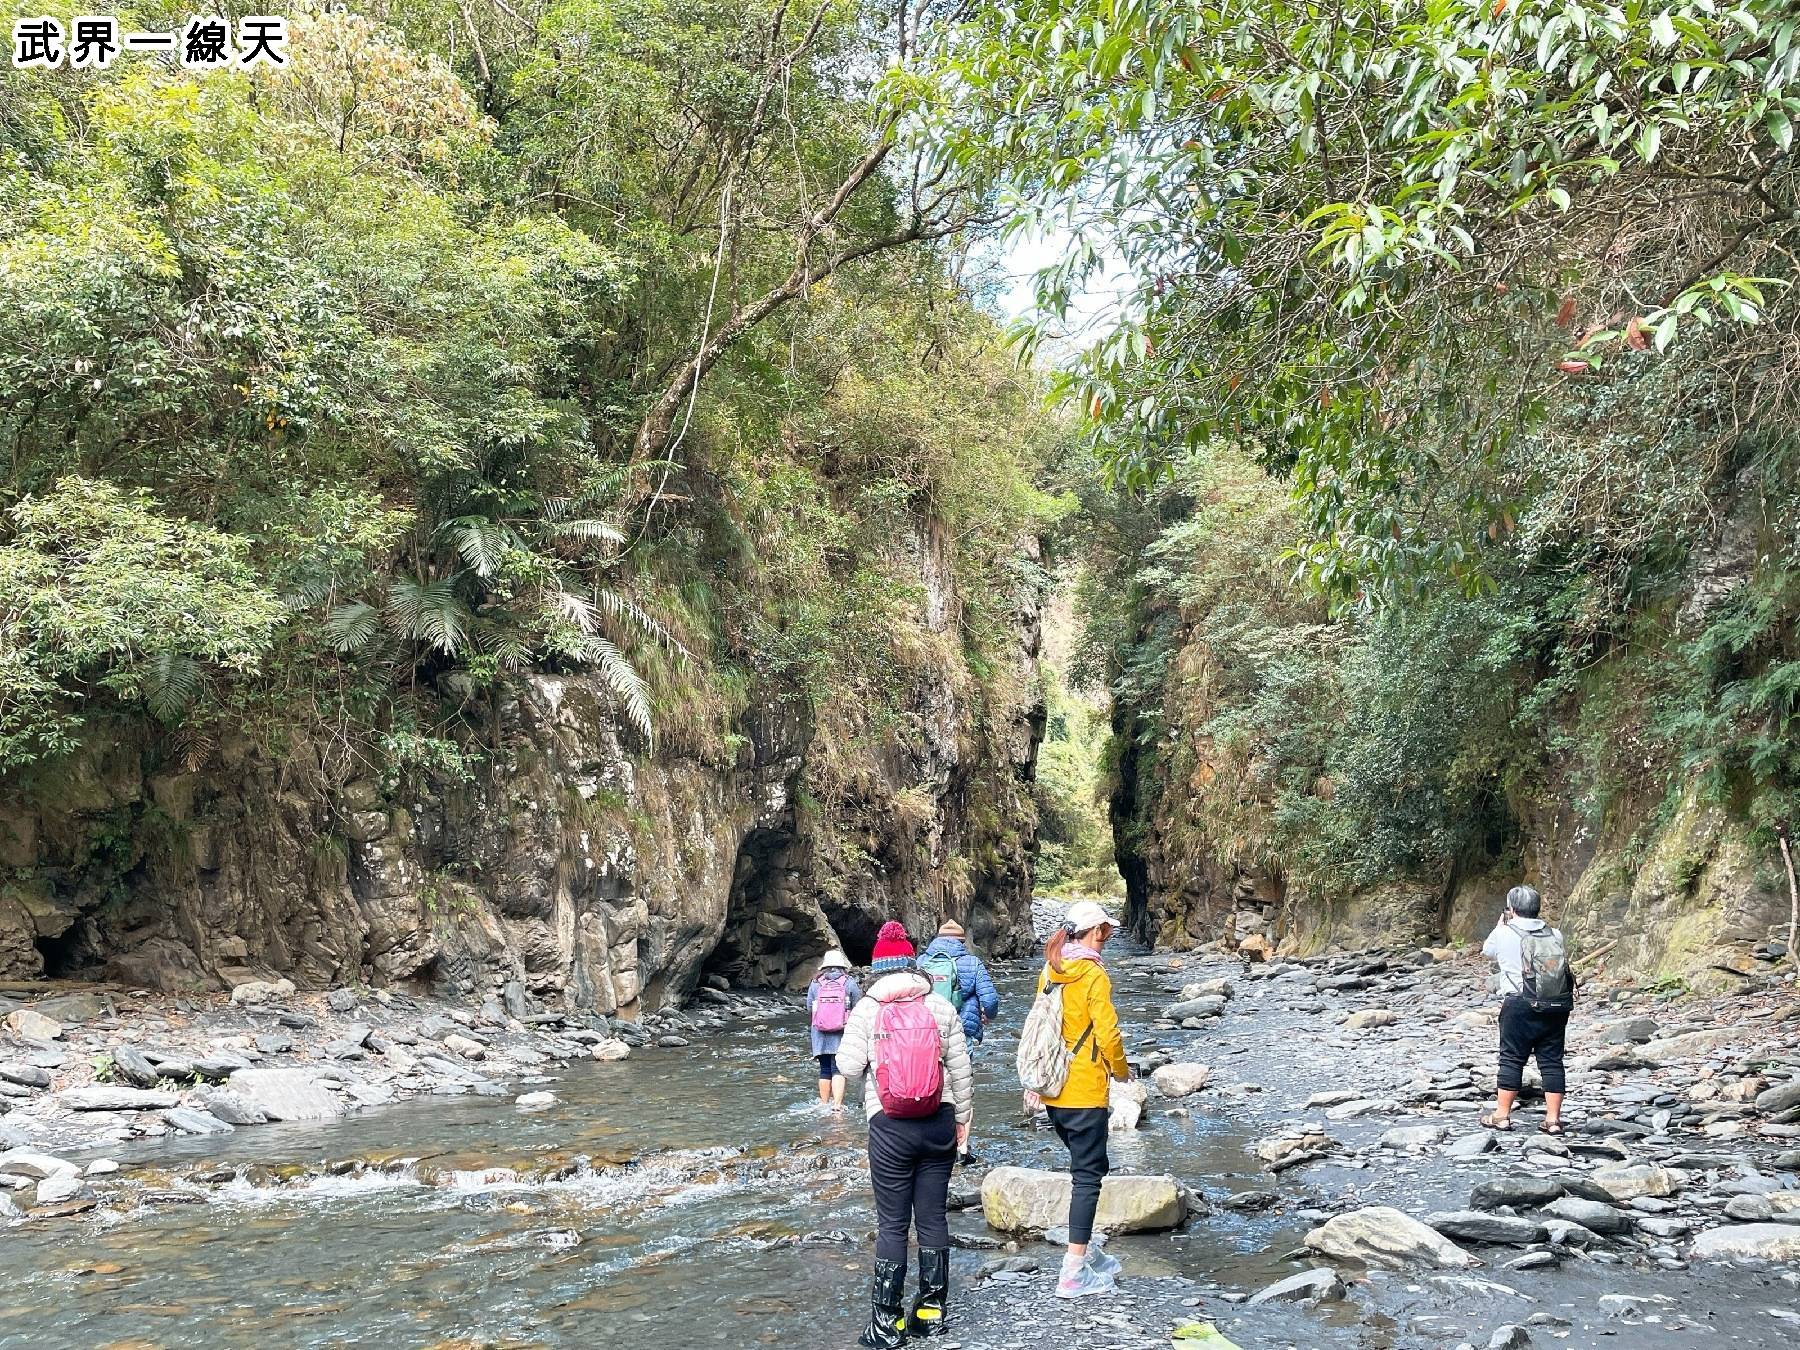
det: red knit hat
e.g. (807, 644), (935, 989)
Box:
(870, 921), (915, 973)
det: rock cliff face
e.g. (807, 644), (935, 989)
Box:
(0, 526), (1045, 1014)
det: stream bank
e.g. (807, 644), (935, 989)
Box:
(2, 927), (1799, 1347)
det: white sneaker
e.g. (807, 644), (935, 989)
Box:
(1056, 1254), (1115, 1299)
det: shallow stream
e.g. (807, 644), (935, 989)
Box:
(2, 953), (1796, 1348)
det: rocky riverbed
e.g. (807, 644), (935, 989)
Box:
(2, 923), (1798, 1347)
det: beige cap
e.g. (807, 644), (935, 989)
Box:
(937, 919), (966, 938)
(1064, 900), (1116, 935)
(818, 950), (852, 971)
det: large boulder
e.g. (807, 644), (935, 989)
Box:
(61, 1085), (179, 1111)
(980, 1165), (1188, 1234)
(1303, 1206), (1477, 1268)
(1755, 1080), (1800, 1117)
(1541, 1196), (1632, 1234)
(3, 1009), (62, 1041)
(1164, 995), (1227, 1021)
(1470, 1176), (1563, 1211)
(226, 1069), (343, 1122)
(1689, 1223), (1800, 1263)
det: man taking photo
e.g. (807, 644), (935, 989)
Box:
(1480, 884), (1575, 1135)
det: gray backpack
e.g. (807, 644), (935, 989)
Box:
(1513, 923), (1573, 1006)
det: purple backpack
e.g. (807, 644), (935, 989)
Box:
(873, 990), (943, 1119)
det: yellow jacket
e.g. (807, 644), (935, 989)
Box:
(1036, 958), (1129, 1109)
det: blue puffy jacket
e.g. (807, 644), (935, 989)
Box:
(920, 936), (1000, 1043)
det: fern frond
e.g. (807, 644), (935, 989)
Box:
(593, 586), (689, 658)
(143, 652), (201, 722)
(548, 588), (597, 634)
(549, 518), (627, 547)
(584, 633), (654, 744)
(324, 601), (382, 654)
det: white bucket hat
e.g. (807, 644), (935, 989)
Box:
(1064, 900), (1116, 935)
(818, 950), (852, 971)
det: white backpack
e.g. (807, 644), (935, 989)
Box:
(1016, 977), (1092, 1096)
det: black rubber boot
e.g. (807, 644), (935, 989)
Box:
(857, 1256), (909, 1349)
(909, 1247), (950, 1337)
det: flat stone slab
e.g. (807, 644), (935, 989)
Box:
(62, 1085), (178, 1111)
(1689, 1223), (1800, 1263)
(227, 1069), (343, 1122)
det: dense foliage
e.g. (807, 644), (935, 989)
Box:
(0, 1), (1060, 806)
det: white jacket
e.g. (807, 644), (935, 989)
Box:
(833, 972), (974, 1126)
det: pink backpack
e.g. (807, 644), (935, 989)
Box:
(873, 990), (943, 1119)
(811, 974), (850, 1033)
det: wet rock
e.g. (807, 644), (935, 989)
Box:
(1180, 978), (1234, 1001)
(1303, 1206), (1476, 1269)
(516, 1091), (556, 1110)
(1589, 1163), (1680, 1202)
(1254, 1128), (1333, 1172)
(1424, 1211), (1548, 1245)
(1344, 1009), (1396, 1030)
(980, 1165), (1188, 1234)
(1445, 1132), (1497, 1160)
(33, 1172), (82, 1205)
(1246, 1267), (1344, 1307)
(1542, 1219), (1599, 1248)
(589, 1039), (631, 1062)
(1164, 996), (1226, 1021)
(163, 1107), (234, 1135)
(63, 1084), (178, 1111)
(1381, 1124), (1449, 1151)
(1689, 1223), (1800, 1263)
(1325, 1097), (1400, 1120)
(195, 1086), (269, 1126)
(1470, 1177), (1563, 1211)
(0, 1150), (77, 1180)
(1306, 1090), (1360, 1109)
(1151, 1063), (1211, 1098)
(227, 1069), (343, 1122)
(1541, 1197), (1632, 1235)
(4, 1009), (62, 1040)
(656, 1034), (691, 1048)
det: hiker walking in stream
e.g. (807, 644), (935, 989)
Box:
(1016, 900), (1130, 1299)
(919, 918), (1000, 1164)
(833, 921), (973, 1346)
(1481, 884), (1576, 1134)
(805, 950), (861, 1112)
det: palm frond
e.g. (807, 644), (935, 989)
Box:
(437, 516), (513, 579)
(386, 576), (470, 656)
(143, 652), (201, 722)
(549, 518), (627, 547)
(324, 601), (382, 654)
(593, 586), (689, 658)
(548, 588), (597, 634)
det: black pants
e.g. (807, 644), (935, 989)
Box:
(1046, 1104), (1110, 1244)
(816, 1053), (837, 1081)
(867, 1105), (956, 1263)
(1497, 995), (1570, 1094)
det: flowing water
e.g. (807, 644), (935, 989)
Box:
(2, 953), (1796, 1348)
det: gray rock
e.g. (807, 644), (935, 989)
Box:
(110, 1045), (161, 1088)
(1247, 1267), (1345, 1307)
(3, 1010), (62, 1041)
(62, 1084), (179, 1111)
(227, 1069), (343, 1122)
(1471, 1176), (1563, 1211)
(163, 1107), (234, 1136)
(0, 1064), (52, 1090)
(1303, 1206), (1476, 1269)
(30, 992), (107, 1024)
(1542, 1197), (1632, 1234)
(1425, 1210), (1548, 1245)
(195, 1087), (268, 1126)
(1164, 996), (1226, 1021)
(1381, 1124), (1449, 1151)
(33, 1172), (82, 1205)
(503, 980), (529, 1020)
(418, 1015), (457, 1041)
(1445, 1132), (1498, 1160)
(1690, 1223), (1800, 1263)
(1756, 1081), (1800, 1117)
(1489, 1326), (1531, 1350)
(1589, 1163), (1680, 1201)
(0, 1150), (77, 1179)
(1595, 1017), (1659, 1045)
(326, 988), (358, 1013)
